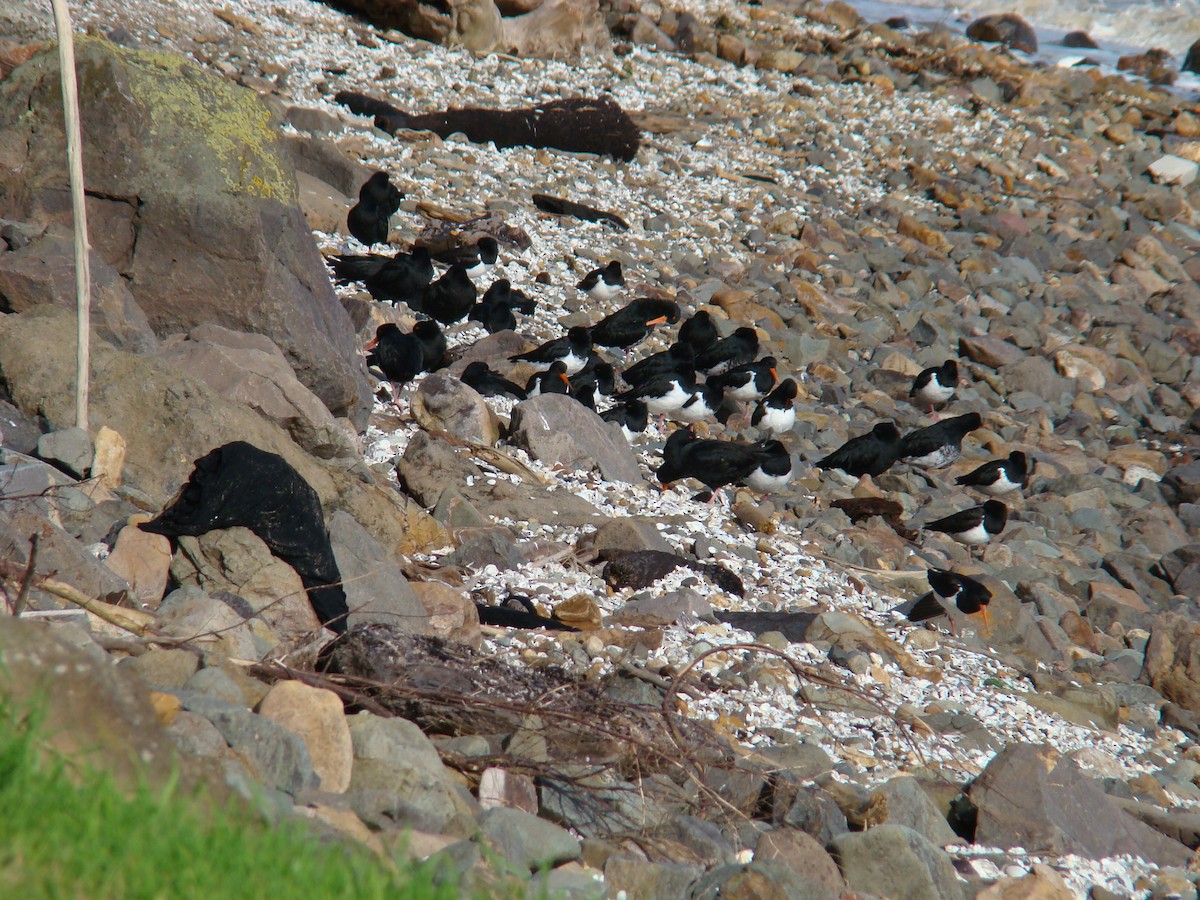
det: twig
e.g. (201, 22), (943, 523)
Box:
(12, 534), (38, 617)
(0, 559), (153, 636)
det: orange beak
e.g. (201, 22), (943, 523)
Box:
(979, 607), (991, 636)
(559, 373), (571, 386)
(769, 368), (778, 384)
(645, 316), (668, 327)
(660, 481), (672, 492)
(364, 336), (379, 351)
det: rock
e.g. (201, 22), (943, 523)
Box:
(830, 824), (965, 900)
(120, 647), (201, 691)
(967, 743), (1190, 866)
(975, 863), (1075, 899)
(0, 309), (401, 559)
(691, 860), (839, 900)
(878, 776), (962, 846)
(410, 581), (481, 643)
(1061, 31), (1098, 49)
(295, 170), (350, 234)
(412, 373), (499, 446)
(90, 425), (127, 490)
(36, 426), (92, 477)
(754, 829), (846, 895)
(603, 857), (703, 899)
(0, 617), (182, 789)
(508, 393), (642, 484)
(152, 587), (263, 660)
(0, 485), (131, 610)
(328, 510), (430, 634)
(965, 13), (1037, 54)
(958, 335), (1023, 368)
(1185, 38), (1200, 74)
(258, 680), (353, 793)
(447, 526), (526, 570)
(179, 693), (318, 796)
(478, 806), (581, 871)
(477, 767), (538, 813)
(1144, 614), (1200, 715)
(0, 39), (371, 424)
(397, 429), (604, 525)
(580, 516), (674, 554)
(169, 527), (320, 644)
(0, 231), (157, 352)
(346, 712), (478, 836)
(1149, 155), (1200, 186)
(0, 398), (41, 453)
(104, 524), (172, 607)
(608, 588), (713, 627)
(757, 50), (805, 73)
(156, 325), (358, 460)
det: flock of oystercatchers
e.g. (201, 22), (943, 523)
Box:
(336, 172), (1033, 636)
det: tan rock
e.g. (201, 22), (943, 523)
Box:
(1053, 348), (1107, 391)
(259, 681), (353, 793)
(148, 690), (181, 726)
(878, 351), (921, 376)
(1176, 111), (1200, 138)
(1107, 446), (1168, 479)
(898, 214), (950, 252)
(105, 525), (172, 608)
(976, 862), (1074, 899)
(410, 581), (481, 644)
(553, 593), (603, 629)
(1089, 581), (1149, 612)
(295, 804), (384, 855)
(90, 425), (126, 489)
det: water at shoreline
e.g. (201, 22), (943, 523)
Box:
(848, 0), (1200, 96)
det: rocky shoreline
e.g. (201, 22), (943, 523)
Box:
(2, 0), (1200, 896)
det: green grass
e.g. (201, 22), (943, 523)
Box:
(0, 700), (460, 900)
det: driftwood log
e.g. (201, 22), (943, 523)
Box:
(336, 91), (641, 161)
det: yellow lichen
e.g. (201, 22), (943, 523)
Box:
(75, 36), (294, 202)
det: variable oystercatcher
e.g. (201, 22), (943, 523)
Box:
(673, 383), (729, 424)
(347, 171), (403, 247)
(412, 319), (447, 371)
(525, 360), (572, 397)
(482, 278), (536, 314)
(616, 371), (695, 418)
(570, 360), (616, 397)
(956, 450), (1028, 496)
(416, 265), (478, 325)
(469, 298), (516, 333)
(510, 326), (592, 376)
(365, 323), (423, 401)
(899, 412), (983, 468)
(656, 429), (773, 502)
(817, 422), (903, 478)
(910, 359), (959, 413)
(924, 499), (1008, 551)
(578, 260), (625, 302)
(622, 342), (695, 389)
(588, 298), (680, 352)
(752, 378), (798, 435)
(461, 361), (526, 400)
(678, 310), (718, 354)
(744, 439), (793, 494)
(695, 326), (759, 376)
(601, 399), (649, 442)
(329, 247), (433, 303)
(430, 236), (499, 279)
(710, 356), (778, 401)
(906, 568), (992, 635)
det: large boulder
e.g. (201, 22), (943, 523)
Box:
(1143, 613), (1200, 714)
(156, 325), (357, 460)
(0, 38), (371, 426)
(967, 744), (1190, 866)
(508, 393), (642, 483)
(0, 308), (443, 559)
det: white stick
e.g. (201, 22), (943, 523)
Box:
(50, 0), (91, 432)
